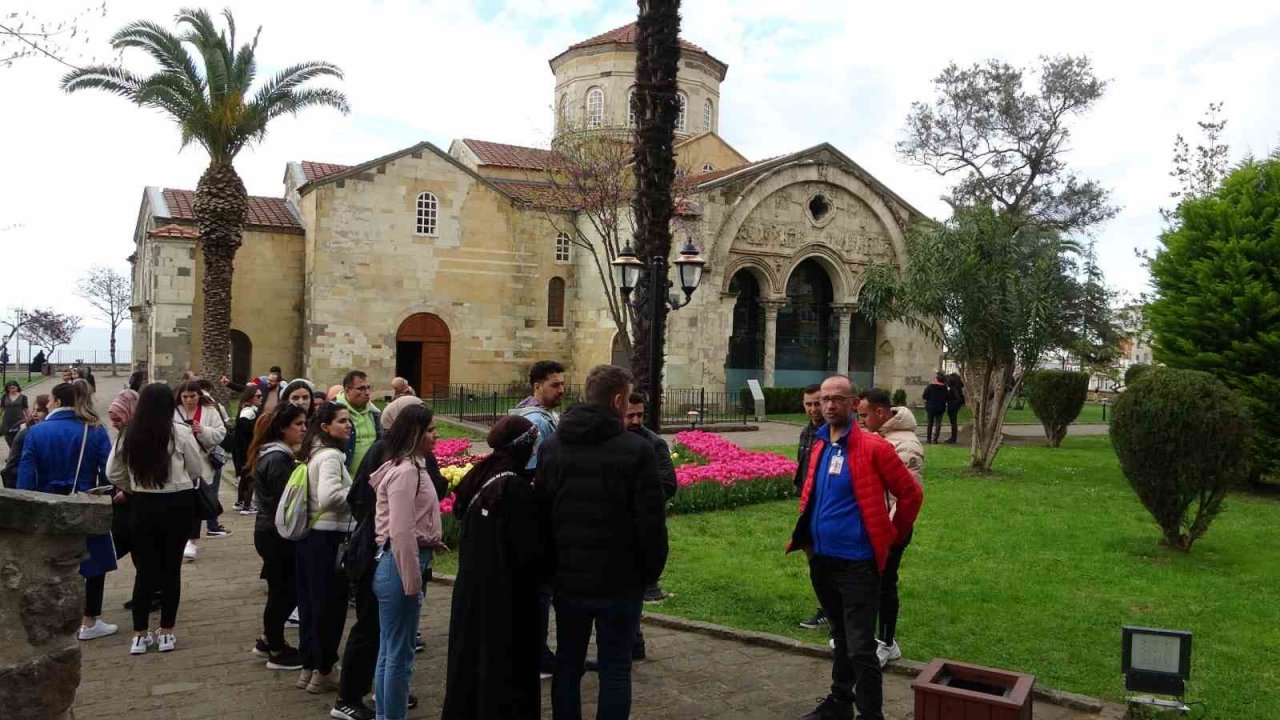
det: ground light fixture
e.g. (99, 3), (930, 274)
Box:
(1122, 626), (1193, 715)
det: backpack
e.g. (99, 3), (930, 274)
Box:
(274, 461), (314, 540)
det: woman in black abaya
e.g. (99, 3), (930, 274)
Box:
(442, 415), (543, 720)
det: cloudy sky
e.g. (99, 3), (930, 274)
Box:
(3, 0), (1278, 358)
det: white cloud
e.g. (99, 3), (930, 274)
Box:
(2, 0), (1278, 354)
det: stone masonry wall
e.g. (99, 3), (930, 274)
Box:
(301, 148), (575, 390)
(0, 489), (112, 720)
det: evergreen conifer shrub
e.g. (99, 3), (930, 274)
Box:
(892, 388), (908, 407)
(1024, 370), (1090, 447)
(1110, 367), (1251, 551)
(1124, 363), (1152, 386)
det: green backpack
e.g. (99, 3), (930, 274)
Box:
(274, 461), (319, 540)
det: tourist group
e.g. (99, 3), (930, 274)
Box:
(2, 358), (926, 720)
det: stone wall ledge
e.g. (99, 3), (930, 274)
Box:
(0, 489), (112, 535)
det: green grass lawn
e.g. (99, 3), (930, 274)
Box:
(440, 437), (1280, 717)
(772, 401), (1111, 427)
(1, 372), (47, 389)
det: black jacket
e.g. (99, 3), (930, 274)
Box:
(923, 382), (951, 413)
(253, 443), (296, 534)
(536, 403), (668, 601)
(793, 421), (820, 490)
(633, 425), (678, 500)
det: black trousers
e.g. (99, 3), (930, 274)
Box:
(236, 470), (255, 507)
(85, 574), (105, 618)
(254, 529), (297, 650)
(925, 410), (945, 443)
(877, 532), (912, 645)
(295, 529), (349, 673)
(130, 490), (194, 632)
(809, 555), (882, 720)
(338, 569), (379, 703)
(946, 407), (960, 441)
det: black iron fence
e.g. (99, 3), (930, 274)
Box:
(421, 383), (749, 428)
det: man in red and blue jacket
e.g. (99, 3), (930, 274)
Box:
(787, 375), (923, 720)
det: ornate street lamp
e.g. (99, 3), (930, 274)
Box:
(612, 235), (706, 431)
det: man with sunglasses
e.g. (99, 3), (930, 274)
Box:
(335, 370), (382, 472)
(788, 376), (923, 720)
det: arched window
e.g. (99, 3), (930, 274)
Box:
(702, 163), (715, 173)
(675, 92), (688, 132)
(547, 277), (566, 327)
(557, 94), (567, 129)
(703, 98), (714, 131)
(415, 191), (438, 236)
(627, 88), (637, 127)
(554, 232), (571, 263)
(586, 87), (604, 129)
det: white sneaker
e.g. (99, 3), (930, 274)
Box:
(130, 633), (154, 655)
(78, 619), (119, 641)
(876, 639), (902, 667)
(183, 541), (198, 562)
(157, 632), (177, 652)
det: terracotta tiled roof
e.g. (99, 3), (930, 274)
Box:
(565, 22), (709, 56)
(680, 157), (777, 187)
(159, 189), (301, 231)
(490, 180), (579, 210)
(299, 160), (350, 183)
(148, 223), (199, 239)
(462, 139), (558, 171)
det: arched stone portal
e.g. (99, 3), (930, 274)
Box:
(725, 269), (764, 389)
(396, 313), (451, 397)
(229, 330), (252, 385)
(777, 259), (835, 387)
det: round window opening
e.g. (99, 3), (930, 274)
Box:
(808, 194), (832, 221)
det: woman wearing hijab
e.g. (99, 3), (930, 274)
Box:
(442, 414), (544, 720)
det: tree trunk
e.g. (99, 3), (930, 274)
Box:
(108, 322), (118, 376)
(631, 0), (682, 429)
(965, 356), (1017, 472)
(193, 162), (248, 403)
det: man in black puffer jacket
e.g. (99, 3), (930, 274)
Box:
(537, 364), (668, 720)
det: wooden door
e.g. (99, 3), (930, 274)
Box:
(396, 313), (451, 397)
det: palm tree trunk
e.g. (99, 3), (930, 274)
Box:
(194, 162), (247, 402)
(631, 0), (682, 415)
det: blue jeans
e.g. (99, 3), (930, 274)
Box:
(552, 596), (643, 720)
(373, 548), (430, 720)
(205, 464), (223, 531)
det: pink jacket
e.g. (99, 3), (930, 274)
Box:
(371, 457), (443, 596)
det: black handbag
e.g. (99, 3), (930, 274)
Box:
(193, 477), (222, 521)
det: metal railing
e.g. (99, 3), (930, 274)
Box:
(421, 383), (749, 428)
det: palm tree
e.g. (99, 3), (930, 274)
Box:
(61, 8), (347, 391)
(631, 0), (682, 428)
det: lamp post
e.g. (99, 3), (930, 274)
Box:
(613, 235), (706, 432)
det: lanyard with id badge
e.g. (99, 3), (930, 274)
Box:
(828, 447), (844, 476)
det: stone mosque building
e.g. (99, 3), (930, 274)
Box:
(129, 23), (939, 396)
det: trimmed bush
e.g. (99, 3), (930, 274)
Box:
(1124, 363), (1152, 386)
(1110, 367), (1252, 552)
(738, 386), (835, 414)
(1024, 370), (1090, 447)
(892, 388), (908, 407)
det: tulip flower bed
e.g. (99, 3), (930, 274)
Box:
(434, 441), (480, 547)
(431, 431), (796, 546)
(667, 431), (797, 515)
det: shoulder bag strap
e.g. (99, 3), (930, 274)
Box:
(67, 423), (89, 496)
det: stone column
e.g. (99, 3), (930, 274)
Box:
(833, 304), (854, 377)
(0, 488), (113, 720)
(761, 300), (785, 387)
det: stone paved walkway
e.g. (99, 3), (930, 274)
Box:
(70, 482), (1121, 720)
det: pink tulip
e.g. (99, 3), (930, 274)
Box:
(673, 431), (796, 489)
(435, 438), (473, 459)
